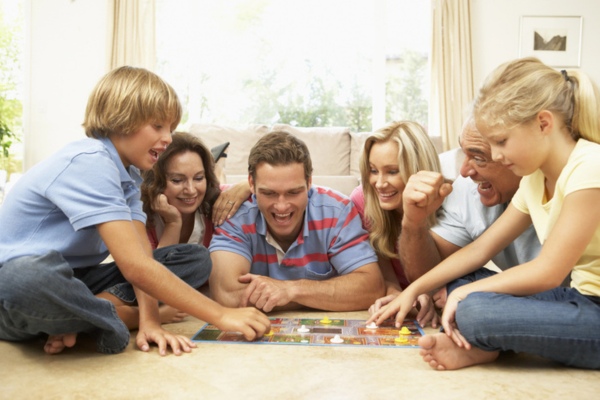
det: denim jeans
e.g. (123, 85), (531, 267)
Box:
(0, 243), (210, 354)
(447, 268), (600, 369)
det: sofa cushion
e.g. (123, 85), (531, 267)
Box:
(188, 124), (269, 175)
(349, 131), (371, 180)
(271, 124), (351, 176)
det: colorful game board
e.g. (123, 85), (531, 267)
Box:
(192, 317), (424, 348)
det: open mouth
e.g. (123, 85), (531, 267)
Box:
(273, 212), (292, 223)
(178, 197), (198, 205)
(378, 191), (398, 200)
(477, 181), (492, 191)
(150, 149), (159, 162)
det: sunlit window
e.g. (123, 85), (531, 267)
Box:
(156, 0), (430, 132)
(0, 0), (24, 205)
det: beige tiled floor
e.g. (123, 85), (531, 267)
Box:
(1, 310), (599, 400)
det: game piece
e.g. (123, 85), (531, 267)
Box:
(394, 336), (408, 344)
(366, 322), (378, 329)
(330, 334), (344, 344)
(399, 326), (411, 335)
(192, 317), (424, 347)
(320, 316), (332, 324)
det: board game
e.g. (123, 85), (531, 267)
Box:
(192, 317), (424, 348)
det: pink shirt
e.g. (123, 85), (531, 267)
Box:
(350, 185), (409, 289)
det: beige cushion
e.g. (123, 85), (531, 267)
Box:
(311, 176), (359, 196)
(225, 174), (359, 197)
(349, 131), (371, 180)
(188, 124), (269, 175)
(271, 124), (351, 176)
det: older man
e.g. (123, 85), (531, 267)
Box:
(369, 119), (542, 311)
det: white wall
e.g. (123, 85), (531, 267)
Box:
(23, 0), (600, 169)
(24, 0), (110, 169)
(471, 0), (600, 88)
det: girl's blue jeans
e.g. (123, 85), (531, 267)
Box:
(447, 268), (600, 369)
(0, 244), (210, 354)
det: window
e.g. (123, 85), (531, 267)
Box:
(156, 0), (430, 132)
(0, 0), (24, 204)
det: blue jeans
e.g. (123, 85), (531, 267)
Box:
(447, 268), (600, 369)
(0, 244), (210, 354)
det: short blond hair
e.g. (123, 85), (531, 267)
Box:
(83, 66), (182, 138)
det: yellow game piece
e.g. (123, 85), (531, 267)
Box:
(394, 335), (409, 344)
(264, 330), (274, 337)
(320, 316), (332, 324)
(399, 326), (411, 335)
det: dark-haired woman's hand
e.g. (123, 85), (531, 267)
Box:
(212, 181), (251, 226)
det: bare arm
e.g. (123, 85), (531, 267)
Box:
(150, 194), (183, 248)
(240, 262), (385, 312)
(370, 203), (531, 326)
(379, 255), (402, 296)
(131, 220), (162, 328)
(209, 250), (252, 307)
(450, 190), (600, 298)
(98, 221), (270, 340)
(398, 171), (453, 282)
(440, 189), (600, 341)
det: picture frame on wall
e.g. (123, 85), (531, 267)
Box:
(519, 16), (582, 68)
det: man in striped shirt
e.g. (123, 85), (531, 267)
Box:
(209, 132), (385, 312)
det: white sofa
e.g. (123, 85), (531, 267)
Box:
(187, 123), (452, 195)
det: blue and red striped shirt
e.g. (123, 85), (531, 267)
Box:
(209, 186), (378, 280)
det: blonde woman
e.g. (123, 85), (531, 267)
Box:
(350, 120), (441, 326)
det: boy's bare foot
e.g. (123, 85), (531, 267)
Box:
(44, 333), (77, 355)
(97, 292), (186, 328)
(159, 305), (188, 324)
(418, 333), (499, 370)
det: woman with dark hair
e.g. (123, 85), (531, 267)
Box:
(141, 132), (249, 250)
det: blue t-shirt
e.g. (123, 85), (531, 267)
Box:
(209, 186), (378, 280)
(0, 137), (145, 268)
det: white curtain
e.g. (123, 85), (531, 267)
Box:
(108, 0), (156, 70)
(430, 0), (474, 151)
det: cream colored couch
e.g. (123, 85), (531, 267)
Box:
(187, 123), (450, 196)
(187, 123), (375, 195)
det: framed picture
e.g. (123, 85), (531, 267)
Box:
(519, 16), (582, 68)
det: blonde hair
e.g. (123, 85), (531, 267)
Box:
(359, 121), (441, 258)
(473, 57), (600, 143)
(83, 66), (182, 138)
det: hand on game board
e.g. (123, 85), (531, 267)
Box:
(214, 307), (272, 341)
(414, 293), (439, 328)
(366, 289), (418, 328)
(368, 293), (399, 315)
(238, 273), (293, 312)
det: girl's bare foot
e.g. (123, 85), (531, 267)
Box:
(159, 305), (188, 324)
(418, 333), (499, 370)
(44, 333), (77, 355)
